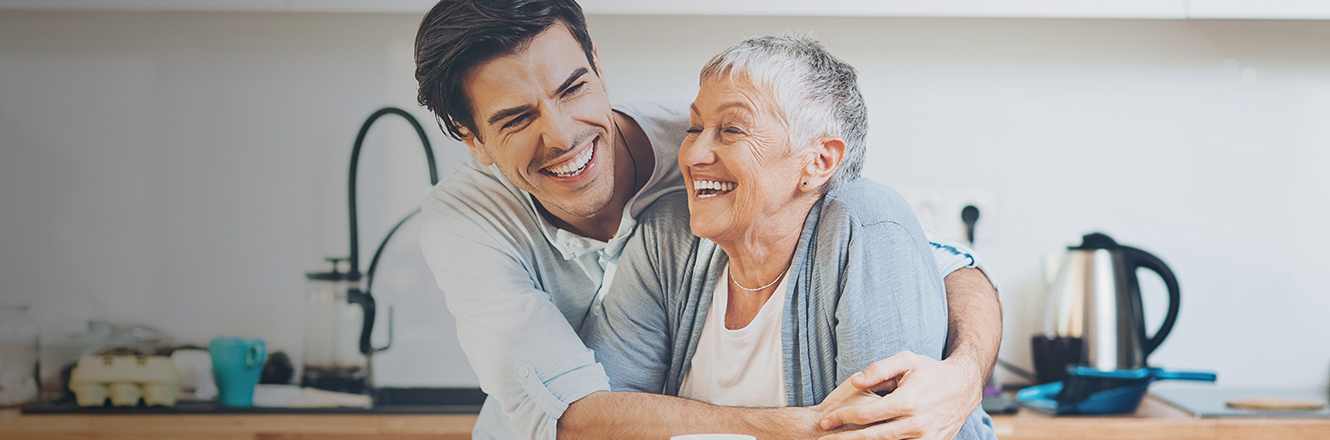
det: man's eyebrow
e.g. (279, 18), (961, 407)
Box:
(556, 67), (590, 95)
(484, 67), (590, 127)
(486, 104), (533, 126)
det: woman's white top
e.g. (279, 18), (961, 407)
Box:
(678, 264), (788, 408)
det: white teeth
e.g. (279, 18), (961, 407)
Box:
(692, 180), (737, 197)
(545, 145), (594, 177)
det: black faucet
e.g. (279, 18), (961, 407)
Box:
(345, 107), (440, 357)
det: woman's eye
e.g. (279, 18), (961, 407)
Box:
(723, 126), (744, 135)
(685, 127), (702, 134)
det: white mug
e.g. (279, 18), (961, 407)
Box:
(170, 349), (218, 399)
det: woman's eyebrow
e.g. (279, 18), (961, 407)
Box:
(715, 101), (753, 115)
(691, 100), (754, 119)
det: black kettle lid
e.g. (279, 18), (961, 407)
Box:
(1069, 232), (1119, 250)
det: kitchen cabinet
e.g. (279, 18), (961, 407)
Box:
(0, 0), (1190, 18)
(576, 0), (1187, 18)
(1187, 0), (1330, 19)
(0, 0), (430, 13)
(0, 0), (289, 12)
(5, 0), (1330, 19)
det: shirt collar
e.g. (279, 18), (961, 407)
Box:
(523, 190), (637, 261)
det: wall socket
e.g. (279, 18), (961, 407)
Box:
(897, 188), (998, 248)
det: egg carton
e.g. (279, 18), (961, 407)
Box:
(69, 355), (180, 407)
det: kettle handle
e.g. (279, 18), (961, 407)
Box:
(1119, 245), (1181, 358)
(347, 287), (376, 356)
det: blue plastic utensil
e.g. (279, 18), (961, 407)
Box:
(1016, 367), (1216, 415)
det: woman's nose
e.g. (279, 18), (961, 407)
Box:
(680, 130), (717, 167)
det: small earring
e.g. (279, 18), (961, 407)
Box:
(803, 181), (807, 186)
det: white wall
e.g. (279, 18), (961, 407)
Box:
(2, 11), (1327, 390)
(0, 11), (476, 386)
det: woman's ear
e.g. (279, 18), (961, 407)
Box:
(459, 126), (494, 166)
(800, 136), (846, 193)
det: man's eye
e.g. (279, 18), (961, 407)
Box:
(724, 126), (744, 135)
(564, 82), (586, 96)
(685, 127), (701, 134)
(503, 114), (530, 130)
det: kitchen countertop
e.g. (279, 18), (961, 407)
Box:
(4, 397), (1330, 440)
(0, 407), (478, 440)
(991, 396), (1330, 440)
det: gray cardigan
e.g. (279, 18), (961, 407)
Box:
(584, 178), (995, 439)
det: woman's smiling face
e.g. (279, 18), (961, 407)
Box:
(680, 75), (808, 243)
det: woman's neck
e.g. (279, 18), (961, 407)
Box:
(715, 195), (818, 329)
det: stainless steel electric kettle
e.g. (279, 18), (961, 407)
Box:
(1033, 232), (1181, 383)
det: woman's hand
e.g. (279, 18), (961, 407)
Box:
(816, 351), (982, 440)
(809, 373), (891, 436)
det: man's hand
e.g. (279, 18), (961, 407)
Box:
(816, 375), (888, 418)
(816, 351), (984, 440)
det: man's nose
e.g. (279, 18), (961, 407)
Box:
(537, 106), (577, 152)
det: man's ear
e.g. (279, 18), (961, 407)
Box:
(799, 136), (846, 193)
(591, 42), (605, 79)
(459, 126), (493, 166)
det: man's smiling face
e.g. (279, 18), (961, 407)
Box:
(459, 21), (619, 222)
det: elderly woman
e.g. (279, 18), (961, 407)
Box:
(585, 35), (995, 439)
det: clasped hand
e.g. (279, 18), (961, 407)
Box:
(811, 351), (982, 440)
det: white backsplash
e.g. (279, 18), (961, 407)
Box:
(1, 11), (1327, 390)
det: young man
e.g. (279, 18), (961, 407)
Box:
(415, 1), (1003, 439)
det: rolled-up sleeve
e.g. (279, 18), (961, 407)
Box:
(922, 228), (991, 282)
(421, 194), (609, 440)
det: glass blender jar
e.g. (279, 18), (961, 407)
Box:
(302, 258), (372, 394)
(0, 305), (40, 407)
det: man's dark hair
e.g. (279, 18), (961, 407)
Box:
(415, 0), (596, 141)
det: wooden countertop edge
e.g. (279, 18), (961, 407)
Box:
(0, 411), (479, 435)
(6, 397), (1330, 440)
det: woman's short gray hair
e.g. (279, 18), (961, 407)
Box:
(700, 33), (867, 193)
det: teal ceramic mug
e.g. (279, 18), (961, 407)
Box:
(208, 337), (266, 407)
